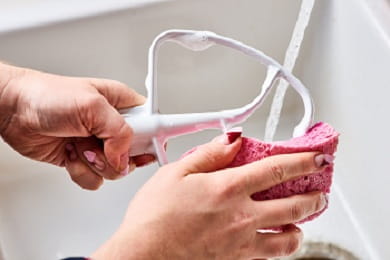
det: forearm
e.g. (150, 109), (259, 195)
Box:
(91, 224), (176, 260)
(92, 229), (159, 260)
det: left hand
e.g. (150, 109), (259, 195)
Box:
(92, 133), (327, 259)
(0, 63), (153, 189)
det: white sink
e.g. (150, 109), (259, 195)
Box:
(0, 0), (389, 259)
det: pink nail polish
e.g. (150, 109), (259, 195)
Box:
(315, 154), (334, 168)
(324, 154), (335, 164)
(94, 158), (105, 171)
(226, 127), (243, 144)
(215, 127), (243, 145)
(83, 151), (96, 163)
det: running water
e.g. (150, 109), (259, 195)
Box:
(264, 0), (315, 141)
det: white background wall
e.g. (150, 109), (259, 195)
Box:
(1, 0), (389, 259)
(0, 0), (169, 33)
(0, 0), (304, 259)
(296, 0), (390, 258)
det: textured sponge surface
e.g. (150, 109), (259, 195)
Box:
(182, 122), (339, 224)
(229, 122), (339, 223)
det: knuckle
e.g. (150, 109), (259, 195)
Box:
(267, 160), (286, 184)
(82, 182), (101, 191)
(212, 176), (241, 200)
(227, 208), (256, 231)
(106, 79), (122, 86)
(70, 171), (100, 190)
(117, 119), (132, 137)
(84, 95), (106, 109)
(266, 239), (286, 257)
(214, 180), (232, 198)
(69, 170), (84, 183)
(265, 231), (302, 257)
(200, 146), (221, 165)
(283, 234), (301, 256)
(290, 202), (305, 221)
(186, 145), (223, 173)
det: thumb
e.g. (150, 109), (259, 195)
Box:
(88, 78), (146, 109)
(81, 78), (145, 172)
(82, 97), (132, 172)
(176, 128), (243, 175)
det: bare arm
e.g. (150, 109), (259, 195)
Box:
(92, 132), (329, 259)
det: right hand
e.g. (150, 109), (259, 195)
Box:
(92, 131), (329, 259)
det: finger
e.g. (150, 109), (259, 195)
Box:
(73, 137), (136, 178)
(253, 191), (326, 228)
(85, 79), (145, 171)
(251, 224), (303, 258)
(65, 144), (103, 190)
(78, 93), (134, 172)
(88, 78), (146, 109)
(132, 154), (156, 167)
(219, 152), (333, 195)
(173, 128), (243, 175)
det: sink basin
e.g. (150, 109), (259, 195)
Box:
(0, 0), (389, 259)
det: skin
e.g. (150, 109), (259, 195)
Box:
(92, 136), (327, 259)
(0, 62), (330, 259)
(0, 62), (154, 189)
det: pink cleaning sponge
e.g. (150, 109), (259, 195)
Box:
(183, 122), (339, 224)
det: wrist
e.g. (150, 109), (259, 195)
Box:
(0, 62), (26, 135)
(91, 227), (163, 260)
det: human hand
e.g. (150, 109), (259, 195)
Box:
(92, 131), (329, 259)
(0, 63), (153, 189)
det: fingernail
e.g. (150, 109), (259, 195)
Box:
(315, 154), (334, 168)
(215, 127), (243, 144)
(324, 154), (335, 164)
(94, 158), (105, 171)
(120, 164), (130, 176)
(129, 158), (136, 172)
(320, 193), (328, 208)
(226, 127), (243, 144)
(83, 151), (96, 163)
